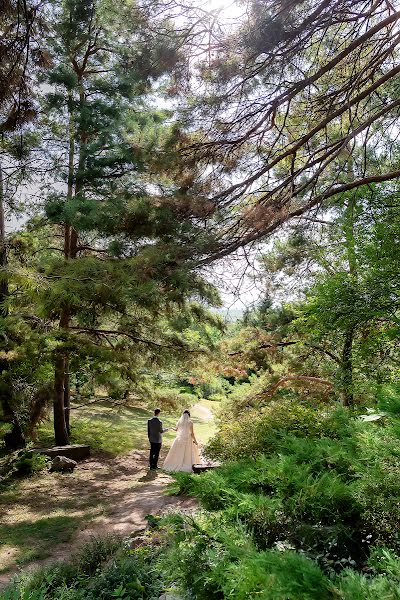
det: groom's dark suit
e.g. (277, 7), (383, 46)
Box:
(147, 416), (167, 469)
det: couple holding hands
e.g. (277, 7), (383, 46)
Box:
(147, 408), (201, 472)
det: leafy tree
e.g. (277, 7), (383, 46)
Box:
(253, 182), (400, 404)
(0, 0), (48, 447)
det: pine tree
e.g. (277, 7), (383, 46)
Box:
(0, 0), (47, 447)
(36, 0), (219, 445)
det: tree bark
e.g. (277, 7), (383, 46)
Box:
(341, 327), (354, 407)
(0, 163), (8, 310)
(64, 358), (70, 435)
(54, 352), (69, 445)
(53, 89), (77, 445)
(340, 157), (357, 406)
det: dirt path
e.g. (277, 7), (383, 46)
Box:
(0, 401), (215, 588)
(0, 449), (198, 588)
(75, 448), (199, 540)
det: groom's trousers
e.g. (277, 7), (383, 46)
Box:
(149, 442), (161, 469)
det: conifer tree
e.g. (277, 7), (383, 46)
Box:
(37, 0), (219, 445)
(0, 0), (47, 447)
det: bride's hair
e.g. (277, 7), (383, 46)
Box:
(183, 410), (190, 417)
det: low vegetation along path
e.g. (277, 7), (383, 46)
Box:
(0, 401), (216, 587)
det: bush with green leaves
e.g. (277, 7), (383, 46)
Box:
(148, 387), (195, 413)
(170, 394), (400, 575)
(206, 400), (353, 461)
(159, 515), (400, 600)
(3, 536), (163, 600)
(0, 449), (50, 483)
(13, 452), (50, 476)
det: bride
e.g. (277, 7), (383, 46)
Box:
(163, 410), (201, 472)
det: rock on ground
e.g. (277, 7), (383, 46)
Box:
(50, 455), (77, 472)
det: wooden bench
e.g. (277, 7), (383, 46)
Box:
(192, 463), (219, 474)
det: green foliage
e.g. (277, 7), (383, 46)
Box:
(170, 399), (400, 577)
(147, 387), (195, 413)
(13, 452), (50, 476)
(36, 403), (151, 455)
(378, 385), (400, 416)
(0, 449), (49, 481)
(4, 537), (162, 599)
(159, 515), (400, 600)
(206, 400), (350, 460)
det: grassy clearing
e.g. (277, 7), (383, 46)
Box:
(0, 515), (86, 568)
(0, 397), (218, 576)
(36, 402), (153, 455)
(161, 398), (219, 449)
(36, 398), (218, 455)
(0, 469), (103, 573)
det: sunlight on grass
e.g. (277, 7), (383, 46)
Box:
(37, 402), (152, 455)
(162, 398), (219, 447)
(0, 398), (219, 576)
(36, 398), (218, 455)
(0, 514), (89, 572)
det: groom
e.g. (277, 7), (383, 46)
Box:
(147, 408), (168, 470)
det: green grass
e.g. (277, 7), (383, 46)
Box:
(161, 398), (218, 449)
(37, 402), (153, 455)
(0, 397), (218, 576)
(36, 398), (218, 455)
(0, 514), (90, 570)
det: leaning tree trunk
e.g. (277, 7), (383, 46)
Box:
(0, 162), (25, 448)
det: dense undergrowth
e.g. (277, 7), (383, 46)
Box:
(2, 536), (164, 600)
(163, 390), (400, 598)
(5, 508), (400, 600)
(4, 391), (400, 599)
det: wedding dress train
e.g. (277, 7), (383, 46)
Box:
(163, 412), (201, 472)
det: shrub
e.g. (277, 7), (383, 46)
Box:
(148, 387), (195, 413)
(335, 548), (400, 599)
(0, 449), (50, 481)
(377, 384), (400, 416)
(160, 513), (400, 600)
(205, 401), (353, 461)
(221, 550), (333, 600)
(13, 452), (50, 476)
(3, 536), (163, 600)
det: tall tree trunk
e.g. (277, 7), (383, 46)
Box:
(64, 358), (71, 435)
(0, 162), (25, 448)
(341, 327), (354, 407)
(54, 353), (69, 445)
(53, 94), (75, 446)
(0, 164), (8, 308)
(341, 184), (357, 405)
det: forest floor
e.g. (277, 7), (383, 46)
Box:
(0, 399), (217, 587)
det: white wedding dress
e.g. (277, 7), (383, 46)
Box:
(163, 413), (201, 472)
